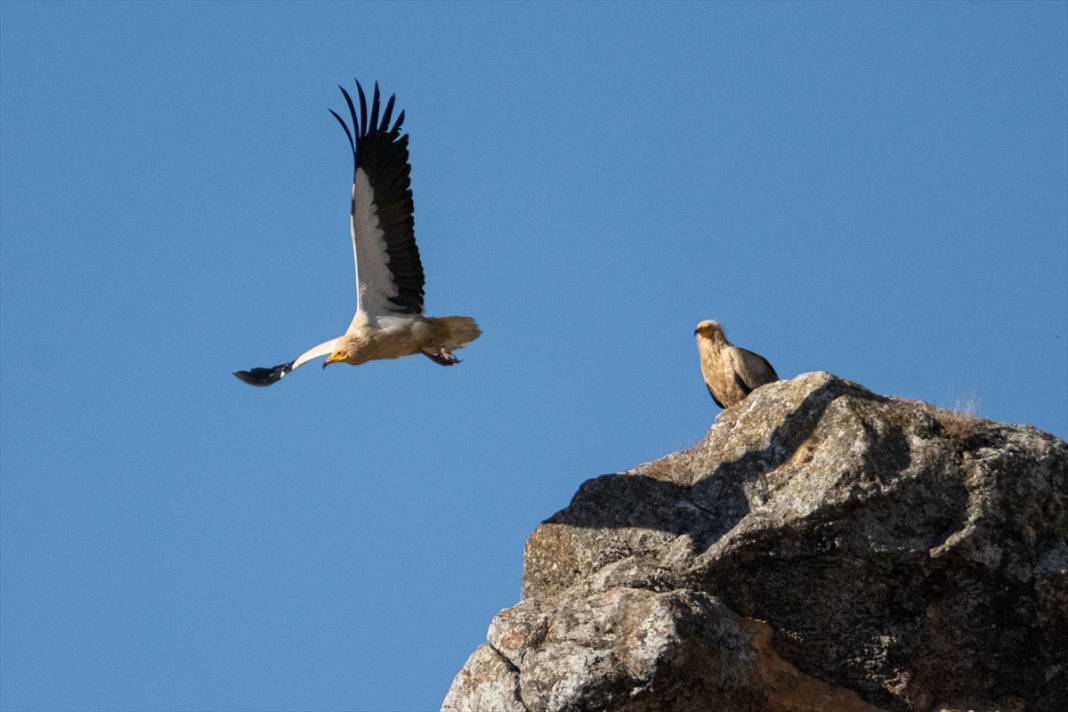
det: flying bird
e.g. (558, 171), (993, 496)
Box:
(234, 80), (481, 387)
(694, 320), (778, 408)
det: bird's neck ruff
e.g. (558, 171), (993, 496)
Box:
(702, 332), (729, 351)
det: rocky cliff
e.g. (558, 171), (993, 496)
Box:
(443, 372), (1067, 712)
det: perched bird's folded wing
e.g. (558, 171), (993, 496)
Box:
(233, 338), (338, 387)
(732, 348), (779, 392)
(706, 383), (727, 409)
(330, 80), (425, 319)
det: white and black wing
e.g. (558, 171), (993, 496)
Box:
(233, 338), (338, 387)
(330, 81), (425, 318)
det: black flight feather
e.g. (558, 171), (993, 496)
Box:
(329, 108), (354, 155)
(369, 82), (380, 135)
(381, 94), (395, 132)
(356, 80), (368, 137)
(340, 85), (360, 142)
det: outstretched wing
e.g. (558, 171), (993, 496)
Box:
(330, 80), (425, 318)
(233, 338), (338, 387)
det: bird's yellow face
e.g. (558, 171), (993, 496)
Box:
(324, 351), (349, 367)
(694, 320), (722, 338)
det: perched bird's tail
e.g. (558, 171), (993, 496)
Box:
(435, 316), (482, 349)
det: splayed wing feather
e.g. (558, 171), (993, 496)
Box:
(381, 94), (395, 131)
(356, 81), (368, 136)
(341, 84), (360, 137)
(329, 108), (354, 155)
(369, 82), (380, 135)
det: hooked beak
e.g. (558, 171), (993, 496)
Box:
(323, 352), (343, 369)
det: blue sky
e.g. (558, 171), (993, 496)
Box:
(1, 2), (1065, 710)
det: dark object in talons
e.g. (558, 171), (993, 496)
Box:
(233, 362), (292, 386)
(423, 349), (461, 366)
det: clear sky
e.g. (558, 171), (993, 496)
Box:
(2, 2), (1065, 710)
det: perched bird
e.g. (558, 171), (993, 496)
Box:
(694, 320), (778, 408)
(234, 80), (481, 387)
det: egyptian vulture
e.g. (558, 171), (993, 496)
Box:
(694, 320), (778, 408)
(234, 80), (481, 387)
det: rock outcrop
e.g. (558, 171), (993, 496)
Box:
(443, 372), (1067, 712)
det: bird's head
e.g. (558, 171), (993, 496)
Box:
(323, 351), (349, 368)
(694, 320), (724, 339)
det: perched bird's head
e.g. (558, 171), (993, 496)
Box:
(694, 320), (724, 339)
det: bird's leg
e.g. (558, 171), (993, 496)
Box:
(422, 347), (461, 366)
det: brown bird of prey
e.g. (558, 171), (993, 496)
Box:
(234, 80), (481, 387)
(694, 320), (778, 408)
